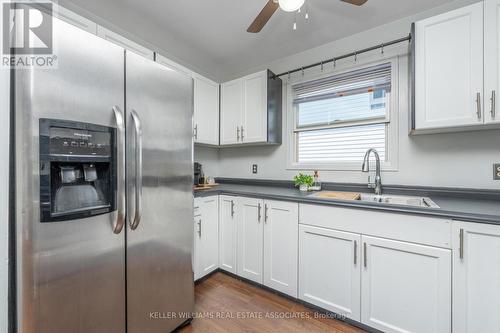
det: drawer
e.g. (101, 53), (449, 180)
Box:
(299, 204), (452, 248)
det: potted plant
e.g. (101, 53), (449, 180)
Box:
(294, 173), (314, 192)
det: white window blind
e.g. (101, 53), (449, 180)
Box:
(292, 63), (392, 164)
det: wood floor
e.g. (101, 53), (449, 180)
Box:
(177, 272), (367, 333)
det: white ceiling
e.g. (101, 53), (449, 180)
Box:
(61, 0), (455, 81)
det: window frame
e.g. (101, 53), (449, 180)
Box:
(286, 57), (400, 172)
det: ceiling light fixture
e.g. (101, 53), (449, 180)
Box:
(278, 0), (305, 12)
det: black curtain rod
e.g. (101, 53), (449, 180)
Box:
(273, 33), (412, 79)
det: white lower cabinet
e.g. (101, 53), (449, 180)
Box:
(219, 196), (238, 274)
(237, 197), (264, 283)
(452, 221), (500, 333)
(263, 200), (298, 298)
(361, 236), (451, 333)
(193, 196), (219, 280)
(299, 225), (361, 320)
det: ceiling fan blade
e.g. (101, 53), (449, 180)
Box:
(341, 0), (368, 6)
(247, 0), (279, 33)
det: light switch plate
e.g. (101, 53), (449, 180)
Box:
(494, 164), (500, 180)
(252, 164), (258, 174)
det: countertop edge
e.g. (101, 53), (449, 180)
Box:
(194, 188), (500, 226)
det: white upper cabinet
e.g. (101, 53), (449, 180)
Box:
(361, 236), (451, 333)
(219, 196), (238, 274)
(97, 26), (154, 60)
(414, 2), (484, 131)
(194, 76), (220, 145)
(220, 79), (243, 145)
(452, 221), (500, 333)
(485, 0), (500, 124)
(299, 225), (361, 321)
(263, 200), (298, 298)
(242, 71), (268, 143)
(220, 70), (282, 146)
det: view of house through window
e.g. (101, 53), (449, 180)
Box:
(291, 62), (393, 167)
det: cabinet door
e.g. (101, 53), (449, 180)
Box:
(219, 196), (238, 274)
(263, 200), (298, 297)
(193, 214), (201, 281)
(198, 196), (219, 278)
(485, 0), (500, 124)
(220, 79), (243, 145)
(242, 71), (267, 143)
(361, 236), (451, 333)
(298, 225), (361, 321)
(194, 76), (220, 145)
(415, 3), (484, 129)
(237, 197), (264, 283)
(96, 26), (154, 60)
(452, 222), (500, 333)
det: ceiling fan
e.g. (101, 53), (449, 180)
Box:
(247, 0), (368, 33)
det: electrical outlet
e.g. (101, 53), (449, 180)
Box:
(252, 164), (258, 174)
(494, 164), (500, 180)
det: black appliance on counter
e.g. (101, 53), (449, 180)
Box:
(194, 162), (204, 185)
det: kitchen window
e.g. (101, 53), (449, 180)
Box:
(288, 59), (399, 171)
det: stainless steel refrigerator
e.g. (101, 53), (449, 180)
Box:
(12, 17), (195, 333)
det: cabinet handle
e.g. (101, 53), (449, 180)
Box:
(354, 240), (358, 265)
(194, 124), (198, 140)
(264, 204), (268, 223)
(230, 200), (235, 217)
(476, 92), (482, 120)
(237, 126), (240, 141)
(197, 219), (202, 238)
(491, 90), (496, 119)
(258, 203), (261, 222)
(363, 242), (367, 268)
(241, 126), (245, 141)
(459, 228), (464, 260)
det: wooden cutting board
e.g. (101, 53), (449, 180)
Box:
(193, 183), (219, 190)
(315, 191), (361, 201)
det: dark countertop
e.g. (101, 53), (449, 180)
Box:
(194, 180), (500, 225)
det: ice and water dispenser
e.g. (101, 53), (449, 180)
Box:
(39, 119), (117, 222)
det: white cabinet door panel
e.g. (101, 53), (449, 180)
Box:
(219, 196), (238, 274)
(263, 200), (298, 298)
(198, 196), (219, 277)
(361, 236), (451, 333)
(485, 0), (500, 124)
(299, 225), (361, 321)
(237, 197), (264, 283)
(242, 71), (267, 143)
(415, 3), (484, 129)
(220, 79), (243, 145)
(194, 76), (219, 145)
(452, 221), (500, 333)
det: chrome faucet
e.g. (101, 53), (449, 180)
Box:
(362, 148), (382, 195)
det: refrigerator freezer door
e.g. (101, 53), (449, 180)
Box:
(125, 51), (195, 332)
(14, 18), (126, 333)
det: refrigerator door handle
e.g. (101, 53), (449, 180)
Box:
(130, 109), (143, 230)
(112, 106), (126, 234)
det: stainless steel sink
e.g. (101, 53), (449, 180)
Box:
(309, 192), (440, 209)
(358, 194), (440, 208)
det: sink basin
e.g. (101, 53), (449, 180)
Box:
(358, 194), (440, 208)
(309, 191), (440, 209)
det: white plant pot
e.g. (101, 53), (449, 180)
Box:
(299, 184), (309, 192)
